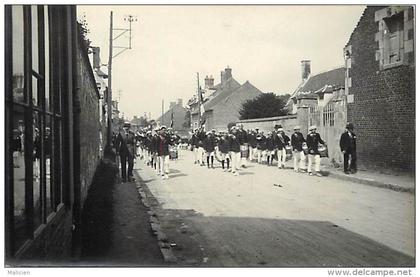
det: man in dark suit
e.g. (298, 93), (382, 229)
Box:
(116, 122), (136, 182)
(340, 122), (357, 174)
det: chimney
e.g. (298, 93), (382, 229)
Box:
(92, 47), (101, 69)
(301, 60), (311, 81)
(221, 67), (232, 86)
(177, 98), (183, 106)
(209, 75), (214, 88)
(221, 71), (225, 86)
(224, 66), (232, 79)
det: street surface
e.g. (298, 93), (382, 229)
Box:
(134, 149), (414, 266)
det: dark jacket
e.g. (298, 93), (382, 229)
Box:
(228, 134), (241, 152)
(156, 134), (172, 156)
(266, 135), (275, 151)
(340, 131), (356, 153)
(218, 137), (230, 154)
(204, 136), (216, 152)
(274, 132), (290, 150)
(291, 132), (306, 151)
(248, 132), (257, 148)
(116, 131), (136, 157)
(237, 129), (248, 145)
(191, 134), (198, 147)
(197, 131), (206, 148)
(306, 132), (325, 155)
(256, 135), (267, 150)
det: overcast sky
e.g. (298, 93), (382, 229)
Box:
(77, 5), (366, 119)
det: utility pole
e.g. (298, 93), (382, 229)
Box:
(106, 12), (137, 146)
(196, 72), (201, 126)
(161, 99), (164, 125)
(107, 11), (113, 144)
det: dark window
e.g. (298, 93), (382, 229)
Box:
(7, 5), (66, 255)
(383, 12), (404, 65)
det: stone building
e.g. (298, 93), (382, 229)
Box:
(5, 5), (102, 263)
(189, 67), (262, 131)
(156, 99), (190, 137)
(344, 5), (415, 172)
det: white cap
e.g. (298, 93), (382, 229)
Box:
(309, 125), (317, 131)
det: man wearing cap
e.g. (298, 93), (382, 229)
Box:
(197, 127), (206, 166)
(204, 131), (216, 168)
(228, 126), (241, 176)
(247, 129), (257, 162)
(237, 124), (248, 168)
(156, 125), (172, 179)
(274, 126), (290, 169)
(291, 126), (306, 173)
(340, 123), (357, 174)
(116, 122), (136, 182)
(306, 125), (325, 177)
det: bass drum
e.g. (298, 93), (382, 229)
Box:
(240, 144), (249, 158)
(318, 144), (329, 158)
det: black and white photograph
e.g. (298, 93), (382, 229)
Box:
(3, 2), (416, 274)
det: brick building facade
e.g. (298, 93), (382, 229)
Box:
(344, 6), (415, 172)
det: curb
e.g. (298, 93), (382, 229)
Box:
(326, 171), (415, 194)
(133, 170), (178, 264)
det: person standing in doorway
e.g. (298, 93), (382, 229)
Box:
(340, 123), (357, 174)
(306, 125), (325, 177)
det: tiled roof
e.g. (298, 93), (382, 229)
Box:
(203, 77), (241, 110)
(298, 67), (345, 94)
(191, 77), (241, 114)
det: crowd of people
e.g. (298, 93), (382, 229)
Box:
(189, 123), (329, 177)
(114, 122), (181, 181)
(114, 121), (357, 182)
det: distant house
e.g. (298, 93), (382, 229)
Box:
(288, 62), (346, 115)
(344, 5), (415, 172)
(189, 67), (262, 131)
(156, 99), (190, 137)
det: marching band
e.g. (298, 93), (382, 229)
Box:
(125, 122), (331, 180)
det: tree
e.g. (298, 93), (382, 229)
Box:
(239, 93), (290, 120)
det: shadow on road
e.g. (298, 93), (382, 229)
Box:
(153, 209), (415, 267)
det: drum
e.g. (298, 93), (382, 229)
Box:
(318, 144), (328, 158)
(169, 146), (178, 159)
(302, 143), (308, 155)
(285, 145), (292, 156)
(240, 144), (249, 158)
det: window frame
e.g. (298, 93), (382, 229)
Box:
(6, 5), (67, 257)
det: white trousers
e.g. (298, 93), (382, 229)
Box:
(307, 154), (321, 173)
(277, 149), (287, 168)
(159, 155), (170, 176)
(293, 151), (306, 171)
(198, 147), (204, 164)
(194, 147), (198, 162)
(230, 151), (241, 173)
(256, 150), (262, 163)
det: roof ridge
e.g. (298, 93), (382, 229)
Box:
(345, 6), (368, 47)
(309, 65), (345, 78)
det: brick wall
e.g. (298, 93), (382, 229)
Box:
(238, 115), (298, 135)
(346, 6), (415, 172)
(76, 35), (101, 204)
